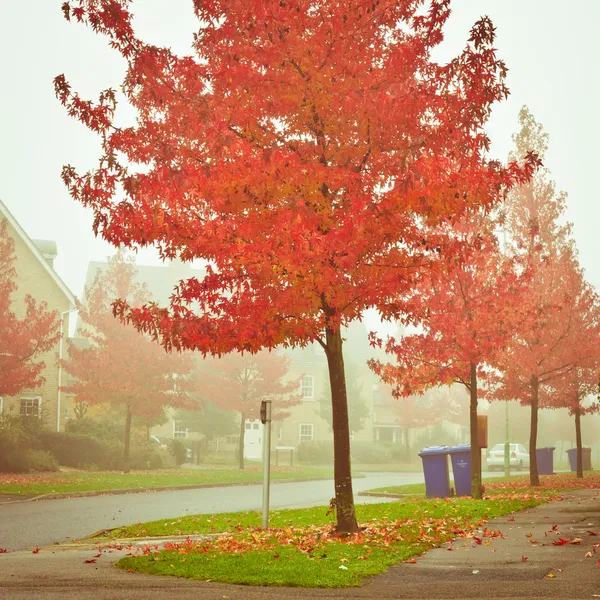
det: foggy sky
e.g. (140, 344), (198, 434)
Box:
(1, 1), (599, 335)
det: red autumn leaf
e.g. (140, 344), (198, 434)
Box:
(84, 559), (97, 564)
(521, 556), (528, 562)
(552, 525), (558, 531)
(552, 538), (571, 546)
(405, 559), (417, 564)
(588, 531), (598, 536)
(508, 516), (515, 522)
(32, 548), (40, 554)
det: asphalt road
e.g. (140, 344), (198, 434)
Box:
(0, 472), (418, 552)
(0, 469), (531, 552)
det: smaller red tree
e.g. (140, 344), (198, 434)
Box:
(197, 351), (301, 470)
(0, 218), (59, 399)
(62, 253), (196, 471)
(370, 218), (529, 497)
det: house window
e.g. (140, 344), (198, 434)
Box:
(20, 397), (40, 419)
(173, 421), (188, 439)
(301, 375), (315, 400)
(299, 423), (314, 442)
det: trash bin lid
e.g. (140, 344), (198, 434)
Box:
(448, 444), (471, 454)
(418, 445), (450, 456)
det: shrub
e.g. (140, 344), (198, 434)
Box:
(351, 441), (394, 464)
(170, 439), (187, 466)
(26, 449), (59, 472)
(0, 416), (32, 473)
(33, 431), (122, 470)
(298, 441), (333, 465)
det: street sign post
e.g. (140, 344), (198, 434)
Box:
(260, 399), (272, 529)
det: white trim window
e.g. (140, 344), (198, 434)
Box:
(20, 396), (41, 419)
(300, 375), (315, 400)
(173, 420), (188, 439)
(299, 423), (314, 443)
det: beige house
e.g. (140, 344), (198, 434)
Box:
(0, 200), (77, 431)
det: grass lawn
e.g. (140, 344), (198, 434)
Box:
(116, 494), (540, 587)
(364, 472), (600, 499)
(0, 466), (333, 497)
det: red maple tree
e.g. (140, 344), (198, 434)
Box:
(0, 218), (59, 399)
(370, 216), (529, 497)
(62, 253), (196, 471)
(197, 351), (301, 470)
(56, 0), (537, 531)
(491, 108), (598, 486)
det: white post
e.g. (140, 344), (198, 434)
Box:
(262, 400), (272, 529)
(56, 314), (65, 432)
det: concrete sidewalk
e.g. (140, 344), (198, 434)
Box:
(1, 488), (599, 599)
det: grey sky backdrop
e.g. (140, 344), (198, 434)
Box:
(1, 1), (599, 335)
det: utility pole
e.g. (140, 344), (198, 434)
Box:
(260, 399), (272, 529)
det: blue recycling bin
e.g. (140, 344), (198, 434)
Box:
(536, 447), (555, 475)
(418, 446), (450, 498)
(567, 447), (592, 471)
(449, 444), (472, 497)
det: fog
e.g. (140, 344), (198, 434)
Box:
(1, 1), (599, 467)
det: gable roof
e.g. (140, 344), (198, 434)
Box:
(0, 199), (77, 308)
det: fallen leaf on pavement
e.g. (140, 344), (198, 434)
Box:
(32, 548), (39, 554)
(521, 556), (528, 562)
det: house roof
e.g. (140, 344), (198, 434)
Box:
(82, 259), (205, 306)
(0, 199), (77, 308)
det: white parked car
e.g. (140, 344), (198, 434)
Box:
(486, 443), (529, 471)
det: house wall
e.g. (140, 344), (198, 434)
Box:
(0, 218), (73, 431)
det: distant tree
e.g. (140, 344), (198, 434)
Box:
(318, 361), (369, 436)
(197, 351), (301, 470)
(62, 253), (196, 472)
(0, 219), (60, 401)
(492, 108), (598, 486)
(176, 399), (238, 447)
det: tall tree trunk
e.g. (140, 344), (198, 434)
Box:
(324, 323), (359, 534)
(529, 375), (540, 486)
(469, 362), (482, 499)
(238, 412), (246, 471)
(123, 405), (132, 474)
(574, 405), (583, 478)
